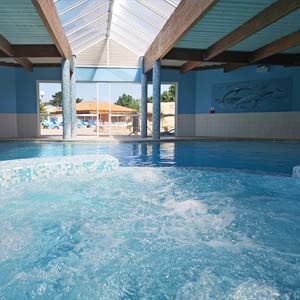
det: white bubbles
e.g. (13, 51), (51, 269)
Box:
(129, 167), (162, 184)
(0, 221), (33, 262)
(0, 167), (299, 299)
(176, 270), (229, 300)
(163, 199), (208, 216)
(232, 281), (280, 300)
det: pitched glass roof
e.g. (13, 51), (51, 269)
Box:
(54, 0), (180, 55)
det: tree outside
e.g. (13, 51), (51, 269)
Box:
(147, 84), (176, 103)
(39, 102), (47, 113)
(45, 91), (83, 108)
(116, 93), (140, 110)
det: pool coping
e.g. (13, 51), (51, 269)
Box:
(1, 136), (300, 143)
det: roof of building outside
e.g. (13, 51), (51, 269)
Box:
(53, 101), (137, 114)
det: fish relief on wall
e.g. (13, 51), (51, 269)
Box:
(212, 78), (292, 113)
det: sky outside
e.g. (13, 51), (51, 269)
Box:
(39, 82), (172, 103)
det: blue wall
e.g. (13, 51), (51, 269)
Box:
(161, 69), (196, 114)
(196, 65), (300, 114)
(3, 65), (297, 118)
(16, 67), (62, 114)
(0, 66), (142, 115)
(0, 67), (17, 113)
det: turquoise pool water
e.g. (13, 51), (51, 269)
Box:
(0, 140), (300, 174)
(0, 141), (300, 299)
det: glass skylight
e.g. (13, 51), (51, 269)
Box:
(54, 0), (180, 55)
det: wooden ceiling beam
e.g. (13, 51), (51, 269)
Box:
(181, 0), (300, 73)
(0, 35), (13, 56)
(165, 47), (299, 65)
(180, 60), (202, 73)
(223, 31), (300, 72)
(0, 45), (61, 58)
(0, 62), (61, 68)
(32, 0), (73, 70)
(162, 63), (226, 71)
(251, 31), (300, 63)
(0, 35), (33, 71)
(13, 44), (61, 58)
(144, 0), (219, 73)
(205, 0), (300, 61)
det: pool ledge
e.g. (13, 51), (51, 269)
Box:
(292, 166), (300, 178)
(0, 155), (119, 188)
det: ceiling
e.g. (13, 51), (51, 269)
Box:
(54, 0), (181, 55)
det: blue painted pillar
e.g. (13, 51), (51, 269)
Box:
(70, 55), (77, 138)
(140, 57), (148, 138)
(152, 60), (161, 139)
(62, 59), (71, 139)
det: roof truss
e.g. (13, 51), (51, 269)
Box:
(0, 45), (60, 58)
(143, 0), (219, 73)
(165, 48), (300, 66)
(181, 0), (300, 73)
(0, 35), (33, 71)
(223, 31), (300, 72)
(32, 0), (73, 69)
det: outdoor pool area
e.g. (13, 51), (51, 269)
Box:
(0, 140), (300, 299)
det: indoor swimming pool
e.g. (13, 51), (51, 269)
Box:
(1, 140), (300, 174)
(0, 141), (300, 299)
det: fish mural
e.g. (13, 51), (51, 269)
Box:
(212, 78), (292, 113)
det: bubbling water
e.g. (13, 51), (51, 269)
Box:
(0, 167), (299, 299)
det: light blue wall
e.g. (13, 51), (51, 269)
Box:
(196, 65), (300, 114)
(0, 67), (17, 113)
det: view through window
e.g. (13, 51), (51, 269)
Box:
(38, 82), (176, 137)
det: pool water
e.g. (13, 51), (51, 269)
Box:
(1, 140), (300, 174)
(0, 141), (300, 299)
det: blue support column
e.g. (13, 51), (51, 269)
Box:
(152, 60), (161, 139)
(62, 59), (71, 139)
(140, 57), (148, 138)
(70, 55), (77, 138)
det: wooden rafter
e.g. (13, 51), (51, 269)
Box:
(0, 44), (61, 58)
(182, 0), (300, 73)
(165, 48), (299, 66)
(206, 0), (300, 60)
(162, 63), (226, 71)
(143, 0), (219, 73)
(0, 35), (33, 71)
(223, 31), (300, 72)
(0, 62), (61, 68)
(180, 61), (202, 73)
(32, 0), (73, 69)
(251, 31), (300, 63)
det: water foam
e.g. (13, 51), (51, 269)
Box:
(232, 281), (280, 300)
(0, 167), (299, 299)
